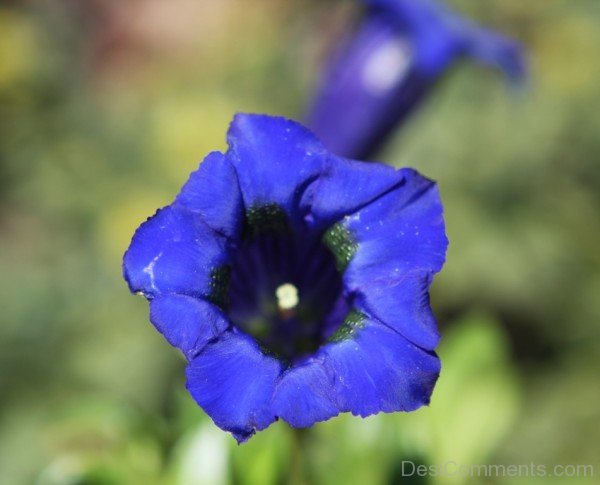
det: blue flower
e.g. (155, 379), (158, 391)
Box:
(123, 114), (448, 442)
(307, 0), (527, 159)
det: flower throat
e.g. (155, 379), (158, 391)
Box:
(226, 205), (346, 362)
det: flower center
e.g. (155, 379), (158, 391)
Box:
(226, 210), (347, 363)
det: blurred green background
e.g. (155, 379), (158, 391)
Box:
(1, 0), (599, 483)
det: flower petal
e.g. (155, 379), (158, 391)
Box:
(302, 155), (405, 230)
(462, 26), (527, 83)
(123, 206), (228, 299)
(308, 0), (526, 159)
(307, 15), (425, 160)
(354, 273), (440, 350)
(368, 0), (527, 81)
(338, 169), (446, 349)
(150, 295), (229, 359)
(344, 168), (447, 278)
(175, 151), (244, 240)
(226, 113), (326, 226)
(320, 315), (440, 416)
(186, 330), (282, 442)
(272, 360), (339, 428)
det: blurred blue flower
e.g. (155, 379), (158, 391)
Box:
(307, 0), (527, 159)
(123, 114), (448, 442)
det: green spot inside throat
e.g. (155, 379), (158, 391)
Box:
(322, 222), (358, 272)
(208, 265), (232, 309)
(246, 204), (289, 235)
(328, 310), (367, 342)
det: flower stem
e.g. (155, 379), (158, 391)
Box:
(288, 427), (312, 485)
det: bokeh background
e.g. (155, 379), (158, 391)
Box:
(1, 0), (599, 483)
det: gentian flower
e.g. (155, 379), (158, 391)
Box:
(308, 0), (527, 159)
(123, 114), (448, 442)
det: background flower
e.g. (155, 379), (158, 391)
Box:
(307, 0), (527, 159)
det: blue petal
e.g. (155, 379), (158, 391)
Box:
(367, 0), (458, 33)
(123, 206), (228, 299)
(307, 15), (426, 159)
(186, 330), (282, 442)
(226, 114), (326, 226)
(369, 0), (527, 80)
(344, 168), (447, 278)
(150, 295), (229, 359)
(320, 317), (440, 416)
(462, 26), (527, 83)
(340, 169), (447, 349)
(308, 0), (526, 159)
(364, 0), (466, 76)
(175, 151), (244, 240)
(302, 155), (405, 229)
(354, 273), (440, 350)
(271, 360), (339, 428)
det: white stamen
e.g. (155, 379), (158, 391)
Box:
(276, 283), (299, 311)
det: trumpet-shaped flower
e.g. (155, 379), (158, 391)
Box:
(123, 114), (448, 442)
(308, 0), (527, 159)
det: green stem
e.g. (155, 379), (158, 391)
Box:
(288, 427), (312, 485)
